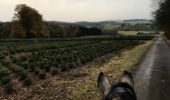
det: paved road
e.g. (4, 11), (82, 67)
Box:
(134, 35), (170, 100)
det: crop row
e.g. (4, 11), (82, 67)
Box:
(0, 35), (155, 42)
(13, 40), (143, 76)
(0, 40), (102, 55)
(0, 66), (13, 93)
(0, 36), (155, 55)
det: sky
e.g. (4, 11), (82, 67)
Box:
(0, 0), (153, 22)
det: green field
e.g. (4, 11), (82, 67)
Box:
(118, 31), (157, 35)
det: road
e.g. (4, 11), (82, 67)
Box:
(134, 35), (170, 100)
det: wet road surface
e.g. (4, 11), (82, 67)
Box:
(135, 36), (170, 100)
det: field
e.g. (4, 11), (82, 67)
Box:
(119, 31), (157, 35)
(0, 36), (155, 99)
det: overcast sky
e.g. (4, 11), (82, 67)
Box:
(0, 0), (153, 22)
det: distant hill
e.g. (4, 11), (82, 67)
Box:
(124, 19), (152, 25)
(47, 19), (154, 31)
(47, 21), (74, 28)
(76, 19), (152, 30)
(75, 21), (122, 30)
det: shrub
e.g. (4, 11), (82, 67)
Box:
(44, 64), (50, 72)
(19, 56), (27, 62)
(39, 65), (45, 69)
(29, 64), (36, 71)
(1, 60), (11, 66)
(21, 62), (29, 69)
(12, 58), (17, 64)
(60, 64), (69, 71)
(80, 58), (86, 64)
(11, 65), (23, 73)
(19, 71), (28, 80)
(2, 51), (9, 56)
(38, 72), (46, 79)
(3, 83), (14, 93)
(34, 69), (40, 75)
(38, 61), (45, 69)
(9, 48), (16, 54)
(1, 76), (11, 85)
(67, 63), (74, 68)
(23, 78), (32, 86)
(50, 67), (61, 75)
(0, 68), (10, 78)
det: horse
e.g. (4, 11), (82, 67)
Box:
(98, 71), (137, 100)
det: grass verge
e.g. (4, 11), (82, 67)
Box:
(72, 41), (154, 100)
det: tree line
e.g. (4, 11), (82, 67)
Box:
(0, 4), (102, 39)
(154, 0), (170, 39)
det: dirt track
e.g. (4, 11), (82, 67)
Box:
(135, 35), (170, 100)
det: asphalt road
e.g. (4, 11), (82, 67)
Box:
(134, 35), (170, 100)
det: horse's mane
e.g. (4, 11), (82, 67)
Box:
(105, 82), (137, 100)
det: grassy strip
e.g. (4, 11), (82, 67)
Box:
(119, 31), (156, 36)
(70, 40), (155, 100)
